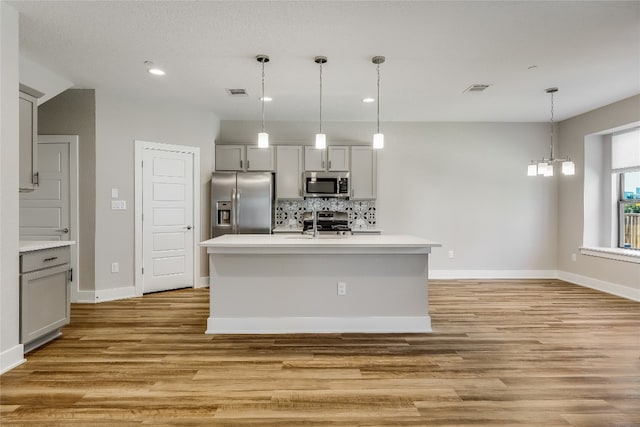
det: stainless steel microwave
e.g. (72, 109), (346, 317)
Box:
(303, 171), (350, 198)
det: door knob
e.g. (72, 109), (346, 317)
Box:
(56, 228), (69, 234)
(185, 225), (192, 230)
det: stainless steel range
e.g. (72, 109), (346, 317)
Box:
(302, 211), (351, 235)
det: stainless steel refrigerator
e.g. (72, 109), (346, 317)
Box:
(211, 172), (274, 238)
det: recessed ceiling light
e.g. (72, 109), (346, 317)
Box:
(148, 68), (166, 76)
(362, 97), (375, 103)
(260, 96), (273, 102)
(144, 61), (165, 76)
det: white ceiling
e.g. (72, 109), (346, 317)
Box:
(9, 1), (640, 122)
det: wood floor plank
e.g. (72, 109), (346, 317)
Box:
(1, 279), (639, 426)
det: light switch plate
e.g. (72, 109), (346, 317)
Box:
(111, 200), (126, 210)
(111, 188), (119, 198)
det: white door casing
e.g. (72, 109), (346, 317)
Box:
(19, 135), (80, 299)
(134, 141), (200, 296)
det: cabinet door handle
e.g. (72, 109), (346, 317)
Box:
(328, 160), (332, 170)
(43, 256), (58, 262)
(247, 160), (250, 169)
(240, 160), (243, 169)
(321, 160), (325, 169)
(33, 172), (39, 186)
(56, 228), (69, 234)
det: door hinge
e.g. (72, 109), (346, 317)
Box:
(141, 268), (144, 275)
(68, 268), (73, 282)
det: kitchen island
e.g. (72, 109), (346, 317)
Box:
(200, 234), (440, 334)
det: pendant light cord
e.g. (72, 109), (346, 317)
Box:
(319, 60), (323, 134)
(549, 89), (554, 160)
(261, 60), (266, 133)
(376, 62), (381, 133)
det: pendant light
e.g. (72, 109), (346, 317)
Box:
(527, 87), (575, 176)
(315, 56), (327, 149)
(372, 56), (385, 149)
(256, 54), (270, 148)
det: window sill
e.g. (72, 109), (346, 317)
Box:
(580, 246), (640, 264)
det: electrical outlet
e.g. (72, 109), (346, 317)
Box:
(111, 262), (119, 273)
(448, 250), (454, 259)
(337, 282), (347, 296)
(571, 253), (577, 262)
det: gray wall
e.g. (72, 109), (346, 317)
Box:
(219, 120), (557, 274)
(0, 1), (22, 372)
(557, 94), (640, 290)
(39, 89), (96, 291)
(94, 90), (219, 292)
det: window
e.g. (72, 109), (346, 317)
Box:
(612, 128), (640, 250)
(619, 170), (640, 249)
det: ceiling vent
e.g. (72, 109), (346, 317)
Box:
(463, 84), (491, 93)
(226, 88), (248, 97)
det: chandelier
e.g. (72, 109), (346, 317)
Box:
(528, 87), (575, 176)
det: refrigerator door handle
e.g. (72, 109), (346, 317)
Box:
(231, 188), (237, 233)
(236, 190), (241, 233)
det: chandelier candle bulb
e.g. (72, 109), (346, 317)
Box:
(562, 160), (575, 175)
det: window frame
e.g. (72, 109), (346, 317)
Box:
(617, 169), (640, 250)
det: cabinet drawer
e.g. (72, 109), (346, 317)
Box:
(20, 264), (70, 345)
(21, 247), (70, 273)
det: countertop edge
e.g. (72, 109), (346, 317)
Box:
(19, 240), (76, 253)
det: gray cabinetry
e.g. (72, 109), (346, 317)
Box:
(20, 246), (71, 353)
(276, 146), (303, 199)
(246, 146), (275, 171)
(215, 145), (246, 171)
(19, 85), (43, 192)
(350, 146), (377, 199)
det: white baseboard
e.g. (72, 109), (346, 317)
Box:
(72, 289), (97, 303)
(558, 270), (640, 302)
(207, 316), (432, 334)
(0, 344), (25, 374)
(430, 269), (558, 279)
(196, 276), (209, 288)
(94, 286), (137, 303)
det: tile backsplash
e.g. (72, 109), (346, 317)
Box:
(275, 198), (376, 229)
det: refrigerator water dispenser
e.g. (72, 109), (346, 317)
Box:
(217, 201), (231, 226)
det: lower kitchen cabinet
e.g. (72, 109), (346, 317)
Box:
(20, 245), (71, 353)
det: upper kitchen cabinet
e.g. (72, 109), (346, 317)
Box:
(350, 146), (377, 200)
(246, 146), (275, 171)
(327, 146), (350, 171)
(304, 146), (350, 171)
(215, 145), (246, 171)
(276, 146), (303, 199)
(304, 146), (326, 171)
(19, 84), (44, 192)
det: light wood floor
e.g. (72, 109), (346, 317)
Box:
(1, 279), (639, 426)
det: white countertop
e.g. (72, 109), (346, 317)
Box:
(19, 240), (75, 253)
(201, 234), (440, 255)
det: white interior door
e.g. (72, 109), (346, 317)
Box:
(142, 148), (194, 294)
(19, 142), (70, 241)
